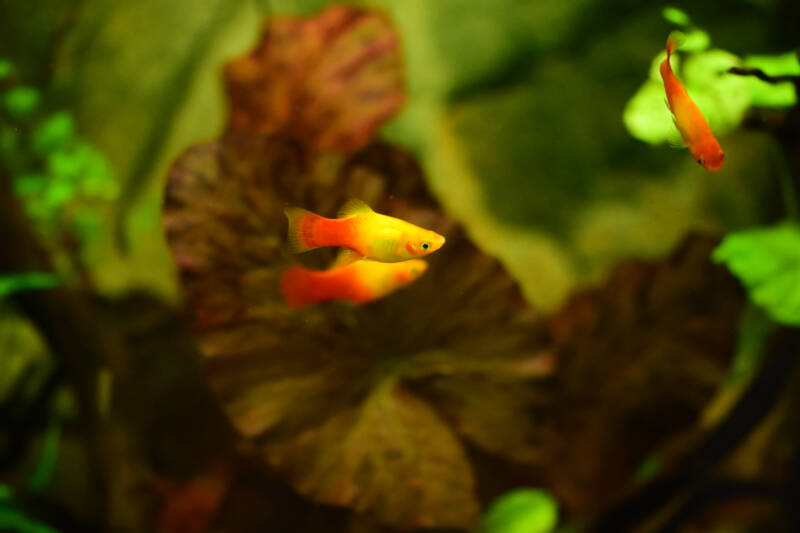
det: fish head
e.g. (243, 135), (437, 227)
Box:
(405, 230), (446, 257)
(695, 141), (724, 172)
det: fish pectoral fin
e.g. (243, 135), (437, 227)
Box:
(330, 248), (363, 268)
(338, 199), (374, 218)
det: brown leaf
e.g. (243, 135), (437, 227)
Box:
(543, 235), (745, 512)
(263, 379), (479, 529)
(224, 5), (405, 154)
(162, 133), (552, 529)
(164, 7), (552, 528)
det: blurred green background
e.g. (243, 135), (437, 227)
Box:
(2, 0), (797, 312)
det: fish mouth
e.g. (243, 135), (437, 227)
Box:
(430, 234), (446, 252)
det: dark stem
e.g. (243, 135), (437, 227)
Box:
(727, 67), (800, 87)
(588, 328), (800, 533)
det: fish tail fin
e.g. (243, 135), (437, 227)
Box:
(661, 34), (681, 81)
(280, 265), (314, 308)
(284, 207), (320, 253)
(666, 36), (676, 59)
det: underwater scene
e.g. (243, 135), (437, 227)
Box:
(2, 1), (800, 532)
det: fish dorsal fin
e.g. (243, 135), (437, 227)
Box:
(338, 199), (373, 218)
(330, 248), (363, 268)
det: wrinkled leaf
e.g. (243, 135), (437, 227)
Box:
(224, 5), (405, 154)
(712, 224), (800, 326)
(264, 379), (479, 528)
(163, 9), (555, 524)
(544, 236), (743, 510)
(163, 132), (550, 528)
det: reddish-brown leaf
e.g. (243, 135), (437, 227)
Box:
(224, 5), (405, 154)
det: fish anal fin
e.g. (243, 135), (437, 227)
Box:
(338, 199), (373, 218)
(330, 248), (363, 268)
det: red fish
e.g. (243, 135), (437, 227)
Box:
(280, 259), (427, 308)
(660, 36), (724, 171)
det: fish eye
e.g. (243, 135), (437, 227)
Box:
(421, 242), (430, 251)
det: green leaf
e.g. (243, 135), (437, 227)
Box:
(481, 489), (558, 533)
(678, 28), (711, 53)
(31, 112), (75, 155)
(625, 48), (749, 145)
(0, 59), (12, 80)
(12, 173), (47, 198)
(27, 422), (61, 494)
(712, 224), (800, 326)
(662, 6), (690, 26)
(743, 52), (799, 109)
(0, 507), (60, 533)
(0, 272), (60, 299)
(634, 455), (661, 482)
(4, 86), (40, 118)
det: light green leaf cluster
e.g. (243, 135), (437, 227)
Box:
(0, 58), (118, 261)
(624, 13), (797, 146)
(481, 489), (559, 533)
(712, 224), (800, 326)
(743, 52), (799, 108)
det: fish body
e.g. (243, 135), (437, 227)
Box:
(660, 37), (724, 171)
(280, 259), (428, 308)
(285, 199), (445, 262)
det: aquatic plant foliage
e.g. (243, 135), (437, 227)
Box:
(0, 273), (59, 299)
(163, 6), (553, 529)
(624, 12), (796, 146)
(0, 60), (118, 272)
(742, 52), (799, 108)
(164, 5), (748, 527)
(713, 224), (800, 326)
(481, 488), (558, 533)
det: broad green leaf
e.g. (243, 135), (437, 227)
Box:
(662, 7), (690, 26)
(712, 224), (800, 326)
(481, 489), (558, 533)
(743, 52), (799, 108)
(625, 48), (749, 145)
(678, 28), (711, 53)
(0, 273), (60, 299)
(4, 86), (39, 118)
(31, 112), (74, 156)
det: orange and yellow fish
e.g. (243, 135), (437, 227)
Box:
(284, 199), (445, 263)
(280, 258), (428, 308)
(660, 36), (724, 172)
